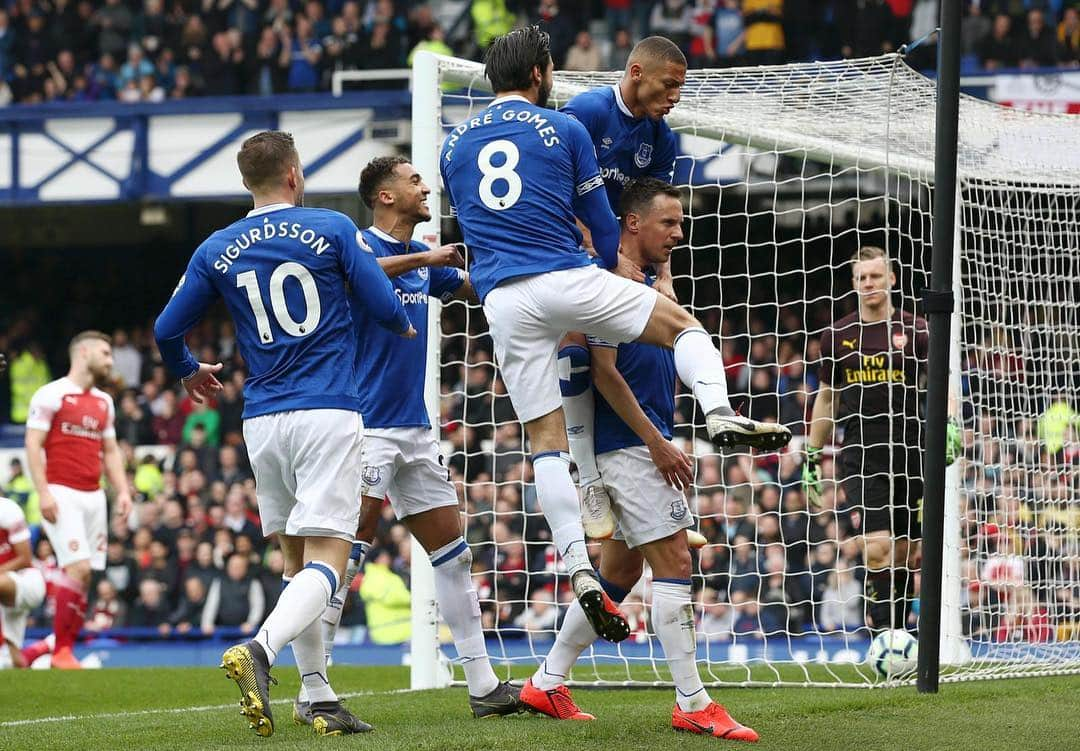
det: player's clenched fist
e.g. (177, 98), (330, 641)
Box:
(425, 243), (466, 268)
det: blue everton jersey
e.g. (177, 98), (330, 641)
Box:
(154, 204), (410, 420)
(440, 94), (611, 302)
(592, 276), (677, 455)
(562, 85), (677, 212)
(354, 227), (465, 429)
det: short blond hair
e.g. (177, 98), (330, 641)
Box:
(69, 330), (111, 358)
(850, 245), (890, 271)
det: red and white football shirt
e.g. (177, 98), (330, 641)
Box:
(0, 496), (31, 567)
(26, 377), (116, 492)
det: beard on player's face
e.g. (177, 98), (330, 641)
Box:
(535, 62), (553, 108)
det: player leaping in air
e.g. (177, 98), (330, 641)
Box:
(155, 131), (413, 737)
(293, 155), (522, 724)
(557, 36), (691, 539)
(440, 26), (792, 643)
(520, 178), (758, 742)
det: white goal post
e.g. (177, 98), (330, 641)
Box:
(408, 50), (1080, 689)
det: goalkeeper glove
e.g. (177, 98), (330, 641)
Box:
(803, 446), (823, 509)
(946, 417), (963, 467)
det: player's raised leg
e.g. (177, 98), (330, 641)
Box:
(558, 333), (614, 539)
(635, 298), (790, 451)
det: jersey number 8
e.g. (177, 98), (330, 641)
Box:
(236, 262), (322, 343)
(477, 139), (522, 211)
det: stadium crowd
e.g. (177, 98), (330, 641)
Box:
(2, 276), (1077, 648)
(0, 0), (1077, 105)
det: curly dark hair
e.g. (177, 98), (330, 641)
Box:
(359, 155), (410, 209)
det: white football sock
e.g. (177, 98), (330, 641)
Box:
(672, 327), (732, 414)
(652, 579), (710, 712)
(558, 345), (602, 488)
(532, 599), (596, 691)
(320, 540), (370, 664)
(292, 617), (337, 704)
(533, 452), (592, 576)
(253, 561), (337, 666)
(430, 537), (499, 698)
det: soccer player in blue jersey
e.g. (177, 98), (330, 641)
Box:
(291, 155), (522, 723)
(154, 131), (414, 738)
(521, 178), (759, 742)
(557, 36), (689, 538)
(440, 26), (791, 644)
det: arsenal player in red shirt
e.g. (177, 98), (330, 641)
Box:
(23, 331), (132, 669)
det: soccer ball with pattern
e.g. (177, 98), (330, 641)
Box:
(867, 629), (918, 678)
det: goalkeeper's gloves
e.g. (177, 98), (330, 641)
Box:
(946, 417), (963, 467)
(803, 446), (823, 509)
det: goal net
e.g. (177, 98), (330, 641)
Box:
(409, 51), (1080, 688)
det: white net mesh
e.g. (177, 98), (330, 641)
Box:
(421, 53), (1080, 687)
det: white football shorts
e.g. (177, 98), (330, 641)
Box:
(41, 484), (107, 570)
(597, 445), (694, 549)
(359, 427), (458, 519)
(1, 567), (46, 648)
(483, 264), (658, 423)
(243, 409), (365, 541)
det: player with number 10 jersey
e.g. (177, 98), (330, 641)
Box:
(155, 131), (410, 737)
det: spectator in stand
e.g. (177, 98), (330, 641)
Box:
(117, 391), (155, 446)
(282, 15), (322, 92)
(182, 402), (220, 447)
(93, 0), (134, 59)
(650, 0), (695, 54)
(200, 552), (264, 635)
(407, 22), (453, 66)
(1060, 6), (1080, 65)
(111, 330), (143, 388)
(607, 0), (634, 34)
(609, 27), (635, 69)
(713, 0), (745, 65)
(838, 0), (895, 58)
(202, 31), (245, 96)
(533, 0), (576, 67)
(818, 569), (862, 632)
(963, 1), (993, 57)
(360, 548), (412, 644)
(104, 538), (140, 602)
(361, 19), (403, 70)
(129, 578), (172, 633)
(247, 26), (287, 95)
(742, 0), (785, 64)
(979, 13), (1020, 69)
(687, 0), (717, 67)
(0, 11), (13, 81)
(168, 575), (208, 634)
(1018, 8), (1059, 67)
(471, 0), (516, 54)
(564, 30), (603, 71)
(119, 44), (156, 90)
(87, 579), (127, 631)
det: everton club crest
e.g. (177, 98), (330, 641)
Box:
(634, 142), (653, 169)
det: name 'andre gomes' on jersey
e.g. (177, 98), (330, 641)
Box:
(212, 217), (334, 274)
(443, 107), (560, 160)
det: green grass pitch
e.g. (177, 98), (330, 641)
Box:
(1, 665), (1077, 751)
